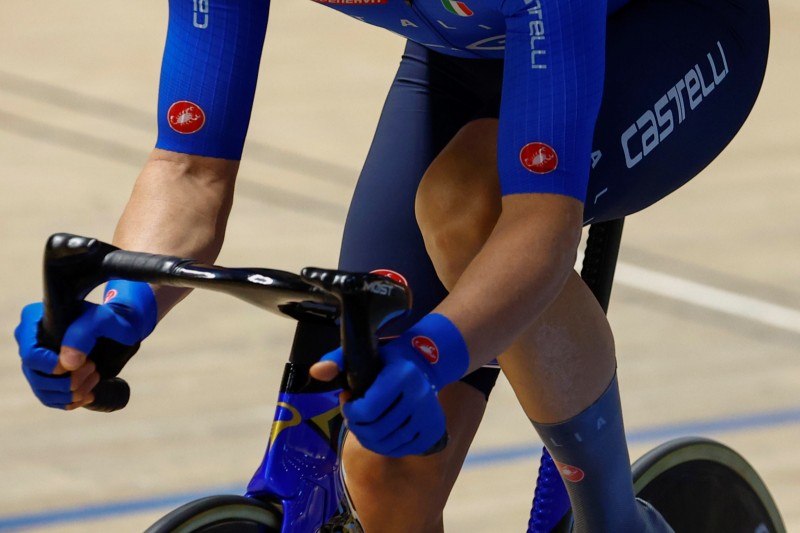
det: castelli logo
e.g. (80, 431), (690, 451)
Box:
(411, 336), (439, 364)
(103, 289), (118, 304)
(370, 269), (409, 287)
(168, 101), (206, 134)
(520, 142), (558, 174)
(554, 460), (585, 483)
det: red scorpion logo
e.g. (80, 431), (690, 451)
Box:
(411, 336), (440, 364)
(167, 101), (206, 134)
(520, 142), (558, 174)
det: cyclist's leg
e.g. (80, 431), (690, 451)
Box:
(500, 275), (670, 533)
(417, 118), (662, 533)
(543, 2), (769, 526)
(416, 0), (769, 531)
(341, 381), (488, 532)
(300, 42), (503, 532)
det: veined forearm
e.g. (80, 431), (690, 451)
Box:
(113, 148), (240, 317)
(434, 194), (582, 372)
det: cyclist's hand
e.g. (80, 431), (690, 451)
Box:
(344, 346), (447, 457)
(312, 313), (470, 457)
(14, 280), (157, 410)
(15, 303), (96, 410)
(310, 348), (343, 383)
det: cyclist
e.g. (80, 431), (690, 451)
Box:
(15, 0), (769, 531)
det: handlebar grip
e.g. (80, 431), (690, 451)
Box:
(301, 268), (449, 455)
(87, 378), (131, 413)
(102, 250), (189, 283)
(38, 233), (130, 412)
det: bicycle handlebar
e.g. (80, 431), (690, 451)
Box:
(38, 234), (448, 455)
(39, 234), (133, 411)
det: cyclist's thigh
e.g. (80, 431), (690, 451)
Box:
(338, 41), (503, 396)
(585, 0), (770, 223)
(338, 41), (503, 322)
(337, 56), (500, 525)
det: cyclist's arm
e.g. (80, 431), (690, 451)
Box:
(436, 0), (606, 371)
(53, 151), (237, 406)
(112, 149), (239, 318)
(53, 0), (271, 401)
(434, 193), (582, 373)
(115, 0), (271, 317)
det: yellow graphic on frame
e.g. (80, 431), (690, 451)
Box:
(269, 402), (302, 446)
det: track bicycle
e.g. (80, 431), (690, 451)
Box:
(36, 219), (786, 533)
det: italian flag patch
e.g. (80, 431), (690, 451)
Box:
(441, 0), (473, 16)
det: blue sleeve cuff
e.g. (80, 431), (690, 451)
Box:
(155, 0), (270, 159)
(104, 280), (158, 338)
(402, 313), (470, 389)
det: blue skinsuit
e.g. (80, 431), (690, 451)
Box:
(155, 0), (769, 381)
(158, 0), (613, 202)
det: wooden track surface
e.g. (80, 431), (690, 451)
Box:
(1, 1), (797, 531)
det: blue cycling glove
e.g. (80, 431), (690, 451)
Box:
(323, 313), (470, 457)
(15, 280), (157, 409)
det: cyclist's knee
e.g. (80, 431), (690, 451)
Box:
(342, 439), (449, 532)
(342, 382), (487, 532)
(415, 118), (500, 289)
(525, 271), (615, 362)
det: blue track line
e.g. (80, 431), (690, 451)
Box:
(464, 405), (800, 467)
(0, 486), (245, 532)
(2, 406), (799, 531)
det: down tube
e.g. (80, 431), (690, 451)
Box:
(246, 362), (349, 533)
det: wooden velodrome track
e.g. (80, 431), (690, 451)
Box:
(1, 1), (798, 531)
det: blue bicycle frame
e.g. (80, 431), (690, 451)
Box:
(246, 363), (351, 532)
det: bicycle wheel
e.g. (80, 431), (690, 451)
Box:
(144, 495), (282, 533)
(632, 437), (785, 533)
